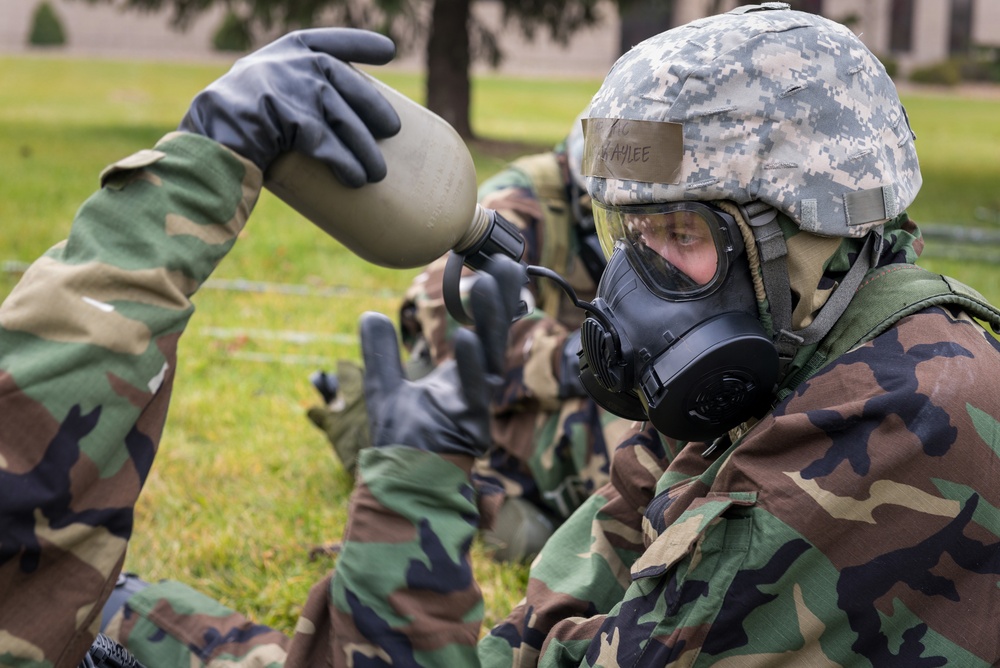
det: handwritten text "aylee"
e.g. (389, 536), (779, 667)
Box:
(601, 143), (652, 167)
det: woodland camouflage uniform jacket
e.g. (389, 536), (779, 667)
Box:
(3, 134), (1000, 667)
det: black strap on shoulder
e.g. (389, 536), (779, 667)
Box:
(777, 264), (1000, 399)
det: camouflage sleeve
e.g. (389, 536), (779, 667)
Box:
(318, 446), (484, 666)
(0, 132), (261, 666)
(107, 448), (484, 668)
(499, 312), (572, 410)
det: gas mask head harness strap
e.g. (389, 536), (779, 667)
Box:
(736, 200), (883, 363)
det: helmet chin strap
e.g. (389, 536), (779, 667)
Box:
(723, 200), (884, 372)
(734, 202), (882, 374)
(789, 230), (882, 348)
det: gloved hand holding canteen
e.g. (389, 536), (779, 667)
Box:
(179, 28), (401, 186)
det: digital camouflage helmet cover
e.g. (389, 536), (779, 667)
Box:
(582, 2), (921, 238)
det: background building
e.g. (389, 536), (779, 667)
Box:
(671, 0), (1000, 77)
(1, 0), (999, 79)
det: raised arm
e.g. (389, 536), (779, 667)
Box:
(0, 28), (399, 666)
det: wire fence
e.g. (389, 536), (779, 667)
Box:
(5, 224), (998, 294)
(4, 223), (998, 364)
(6, 224), (998, 291)
(920, 224), (1000, 263)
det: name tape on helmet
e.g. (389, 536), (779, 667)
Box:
(581, 118), (684, 185)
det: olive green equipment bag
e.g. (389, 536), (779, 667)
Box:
(307, 360), (370, 477)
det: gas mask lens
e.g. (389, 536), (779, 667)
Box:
(593, 201), (739, 299)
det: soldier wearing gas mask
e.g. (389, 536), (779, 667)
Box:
(488, 4), (1000, 666)
(571, 1), (932, 447)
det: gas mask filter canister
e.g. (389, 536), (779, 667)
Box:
(578, 201), (779, 443)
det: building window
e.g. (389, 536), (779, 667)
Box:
(789, 0), (824, 14)
(619, 0), (675, 56)
(890, 0), (915, 53)
(949, 0), (974, 54)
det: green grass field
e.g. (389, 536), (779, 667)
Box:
(2, 54), (999, 635)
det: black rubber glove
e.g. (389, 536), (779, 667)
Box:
(360, 255), (525, 457)
(179, 28), (401, 186)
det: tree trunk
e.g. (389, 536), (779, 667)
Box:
(425, 0), (474, 138)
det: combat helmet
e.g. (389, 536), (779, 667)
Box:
(582, 2), (922, 359)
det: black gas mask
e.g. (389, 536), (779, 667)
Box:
(577, 201), (779, 443)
